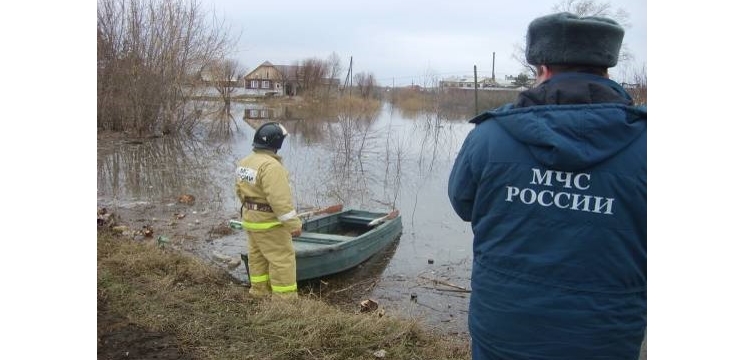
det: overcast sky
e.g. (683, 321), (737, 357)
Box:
(206, 0), (647, 86)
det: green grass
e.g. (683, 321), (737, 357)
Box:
(98, 231), (471, 359)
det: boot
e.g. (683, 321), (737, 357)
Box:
(248, 282), (271, 298)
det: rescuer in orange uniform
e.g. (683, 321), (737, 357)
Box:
(235, 122), (302, 299)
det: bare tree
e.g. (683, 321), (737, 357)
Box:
(97, 0), (236, 136)
(204, 58), (245, 108)
(512, 73), (532, 88)
(353, 72), (377, 99)
(552, 0), (630, 27)
(326, 52), (343, 97)
(293, 57), (329, 97)
(511, 0), (634, 78)
(619, 62), (647, 105)
(510, 43), (538, 78)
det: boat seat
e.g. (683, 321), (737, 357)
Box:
(339, 215), (376, 225)
(297, 232), (353, 244)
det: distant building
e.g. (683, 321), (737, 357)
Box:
(439, 74), (534, 89)
(243, 61), (290, 97)
(243, 61), (340, 97)
(406, 84), (424, 92)
(620, 82), (644, 90)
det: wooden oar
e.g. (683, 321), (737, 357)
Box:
(297, 203), (344, 219)
(367, 209), (400, 226)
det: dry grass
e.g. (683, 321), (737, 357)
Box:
(390, 88), (519, 119)
(331, 95), (383, 114)
(98, 231), (471, 360)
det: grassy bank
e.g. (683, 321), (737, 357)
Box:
(97, 231), (471, 359)
(389, 87), (519, 119)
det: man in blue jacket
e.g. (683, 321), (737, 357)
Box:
(448, 12), (646, 360)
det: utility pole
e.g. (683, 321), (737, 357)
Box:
(348, 56), (353, 97)
(343, 56), (353, 95)
(392, 77), (395, 104)
(492, 52), (496, 82)
(474, 65), (478, 116)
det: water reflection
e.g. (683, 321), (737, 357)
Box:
(242, 104), (305, 121)
(243, 105), (278, 120)
(97, 134), (232, 212)
(207, 105), (240, 141)
(319, 108), (391, 207)
(301, 237), (401, 309)
(242, 104), (328, 144)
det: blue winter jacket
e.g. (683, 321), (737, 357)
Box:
(448, 73), (646, 359)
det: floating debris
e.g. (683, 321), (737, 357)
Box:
(226, 258), (241, 270)
(359, 299), (379, 313)
(97, 208), (119, 228)
(111, 225), (128, 234)
(141, 225), (154, 238)
(212, 251), (234, 263)
(213, 251), (241, 270)
(209, 223), (234, 236)
(157, 235), (170, 247)
(178, 194), (195, 205)
(418, 275), (470, 292)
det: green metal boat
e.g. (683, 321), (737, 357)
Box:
(294, 208), (402, 281)
(236, 208), (402, 281)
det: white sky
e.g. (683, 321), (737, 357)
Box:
(207, 0), (647, 86)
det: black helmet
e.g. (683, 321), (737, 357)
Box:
(253, 122), (289, 150)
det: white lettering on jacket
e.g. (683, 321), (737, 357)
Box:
(507, 168), (614, 215)
(236, 166), (258, 185)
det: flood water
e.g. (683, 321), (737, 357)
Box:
(97, 100), (477, 336)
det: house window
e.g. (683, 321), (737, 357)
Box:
(250, 80), (259, 88)
(262, 80), (270, 89)
(249, 109), (259, 118)
(260, 110), (268, 118)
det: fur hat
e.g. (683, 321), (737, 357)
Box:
(525, 12), (624, 68)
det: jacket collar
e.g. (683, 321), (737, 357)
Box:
(514, 72), (632, 108)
